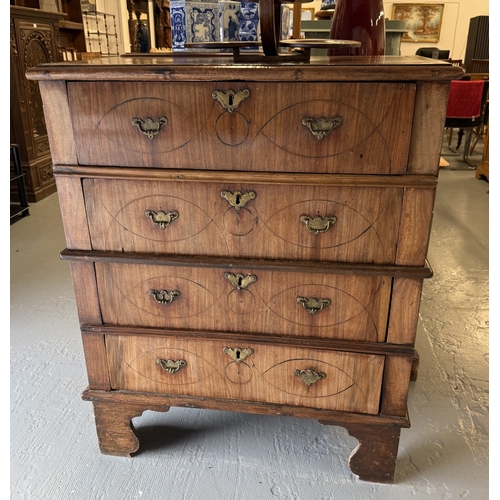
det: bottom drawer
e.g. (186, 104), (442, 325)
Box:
(107, 335), (385, 415)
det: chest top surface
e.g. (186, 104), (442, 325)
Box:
(26, 55), (463, 83)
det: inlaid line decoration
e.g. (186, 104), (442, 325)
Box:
(223, 347), (254, 363)
(223, 272), (257, 290)
(294, 368), (327, 387)
(149, 289), (180, 305)
(156, 358), (187, 374)
(299, 214), (337, 234)
(144, 209), (179, 229)
(220, 190), (256, 211)
(212, 89), (250, 113)
(130, 116), (168, 139)
(296, 296), (332, 315)
(301, 116), (343, 141)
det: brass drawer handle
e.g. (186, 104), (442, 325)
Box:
(223, 272), (257, 290)
(297, 296), (332, 315)
(301, 116), (342, 141)
(131, 116), (168, 139)
(220, 190), (256, 211)
(156, 358), (187, 374)
(223, 347), (254, 363)
(299, 215), (337, 234)
(212, 89), (250, 113)
(145, 210), (179, 229)
(294, 368), (326, 387)
(149, 289), (180, 305)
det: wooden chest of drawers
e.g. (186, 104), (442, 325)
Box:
(28, 55), (462, 483)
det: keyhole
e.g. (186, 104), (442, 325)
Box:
(228, 94), (234, 107)
(237, 276), (243, 288)
(236, 349), (241, 359)
(235, 194), (241, 206)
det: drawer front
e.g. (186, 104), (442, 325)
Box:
(68, 81), (415, 174)
(95, 262), (392, 342)
(106, 335), (385, 414)
(83, 179), (403, 265)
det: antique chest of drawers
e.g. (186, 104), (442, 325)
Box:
(27, 55), (462, 483)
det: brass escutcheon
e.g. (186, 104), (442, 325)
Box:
(149, 289), (180, 305)
(297, 296), (332, 315)
(156, 358), (187, 374)
(301, 116), (342, 141)
(223, 347), (254, 363)
(131, 116), (168, 139)
(220, 190), (256, 211)
(145, 210), (179, 229)
(300, 215), (337, 234)
(212, 89), (250, 113)
(294, 368), (326, 387)
(223, 272), (257, 290)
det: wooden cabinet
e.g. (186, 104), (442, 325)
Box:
(10, 6), (64, 202)
(27, 55), (462, 483)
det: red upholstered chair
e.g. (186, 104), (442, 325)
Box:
(444, 79), (489, 167)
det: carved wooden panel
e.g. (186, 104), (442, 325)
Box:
(10, 7), (63, 201)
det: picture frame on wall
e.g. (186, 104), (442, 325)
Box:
(39, 0), (61, 12)
(392, 3), (444, 43)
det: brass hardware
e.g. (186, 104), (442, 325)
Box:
(212, 89), (251, 113)
(294, 368), (326, 387)
(223, 272), (257, 290)
(299, 215), (337, 234)
(149, 289), (180, 305)
(223, 347), (254, 363)
(145, 210), (179, 229)
(301, 116), (342, 141)
(220, 190), (256, 211)
(131, 116), (168, 139)
(297, 296), (332, 315)
(156, 358), (187, 374)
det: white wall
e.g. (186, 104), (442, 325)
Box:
(93, 0), (129, 54)
(383, 1), (489, 60)
(307, 0), (488, 60)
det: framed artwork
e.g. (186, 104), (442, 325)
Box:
(392, 4), (444, 43)
(39, 0), (61, 12)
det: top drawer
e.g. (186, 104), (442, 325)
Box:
(68, 81), (416, 174)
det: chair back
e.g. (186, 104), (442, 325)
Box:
(416, 47), (439, 59)
(446, 80), (484, 119)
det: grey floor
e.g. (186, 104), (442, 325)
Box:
(11, 140), (489, 499)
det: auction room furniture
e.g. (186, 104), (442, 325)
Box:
(28, 32), (462, 483)
(10, 5), (64, 202)
(10, 144), (30, 223)
(443, 78), (489, 167)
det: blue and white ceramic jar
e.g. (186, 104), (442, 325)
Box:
(171, 0), (188, 51)
(219, 1), (241, 42)
(237, 2), (259, 44)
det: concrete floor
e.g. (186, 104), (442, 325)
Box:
(11, 143), (489, 499)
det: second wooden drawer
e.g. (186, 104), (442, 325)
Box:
(83, 178), (404, 264)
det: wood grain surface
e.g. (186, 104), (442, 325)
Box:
(106, 334), (385, 414)
(68, 81), (415, 174)
(83, 178), (404, 264)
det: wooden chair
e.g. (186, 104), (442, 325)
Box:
(442, 78), (489, 168)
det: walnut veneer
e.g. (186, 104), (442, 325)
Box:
(27, 55), (463, 484)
